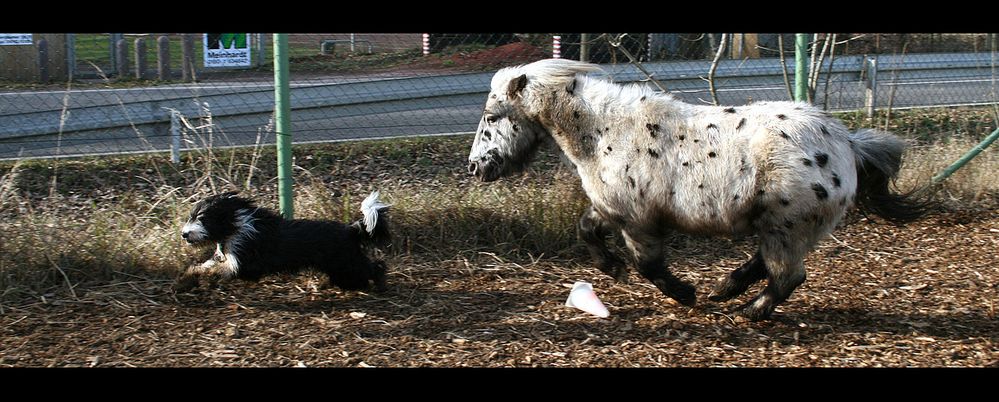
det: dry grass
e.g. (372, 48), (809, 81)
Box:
(1, 106), (997, 305)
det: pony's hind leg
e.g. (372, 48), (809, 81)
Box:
(736, 234), (808, 321)
(707, 251), (767, 302)
(578, 205), (628, 282)
(621, 229), (696, 307)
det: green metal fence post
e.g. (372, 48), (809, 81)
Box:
(273, 33), (293, 219)
(794, 33), (809, 102)
(932, 127), (999, 184)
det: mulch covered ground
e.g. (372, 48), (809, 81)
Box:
(2, 206), (996, 367)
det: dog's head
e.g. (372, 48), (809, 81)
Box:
(181, 191), (256, 245)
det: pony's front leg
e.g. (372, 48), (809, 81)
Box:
(707, 251), (767, 302)
(621, 230), (696, 307)
(578, 205), (628, 282)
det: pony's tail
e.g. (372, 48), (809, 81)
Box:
(849, 129), (932, 223)
(352, 191), (391, 248)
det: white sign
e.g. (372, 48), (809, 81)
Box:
(203, 33), (252, 68)
(0, 34), (33, 46)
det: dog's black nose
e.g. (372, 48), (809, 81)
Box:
(181, 231), (190, 239)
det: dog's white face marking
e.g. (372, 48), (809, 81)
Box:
(181, 215), (208, 243)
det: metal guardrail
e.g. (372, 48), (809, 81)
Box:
(1, 52), (996, 160)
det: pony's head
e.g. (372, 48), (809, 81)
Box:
(467, 59), (602, 182)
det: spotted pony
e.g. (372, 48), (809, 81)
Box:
(467, 59), (928, 321)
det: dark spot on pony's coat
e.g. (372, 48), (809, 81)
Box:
(573, 111), (580, 119)
(483, 130), (492, 140)
(708, 151), (717, 158)
(779, 198), (790, 206)
(758, 189), (766, 195)
(734, 195), (740, 200)
(777, 114), (787, 120)
(512, 124), (520, 132)
(640, 96), (646, 101)
(648, 149), (660, 158)
(606, 146), (613, 152)
(639, 188), (645, 198)
(802, 158), (812, 167)
(832, 173), (841, 188)
(779, 131), (790, 139)
(646, 123), (658, 138)
(736, 118), (746, 130)
(625, 164), (630, 173)
(812, 183), (829, 200)
(682, 162), (689, 167)
(628, 176), (636, 188)
(707, 123), (718, 130)
(698, 184), (704, 189)
(693, 139), (700, 143)
(678, 134), (685, 141)
(814, 153), (829, 168)
(724, 107), (736, 113)
(820, 125), (829, 135)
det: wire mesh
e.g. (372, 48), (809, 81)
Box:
(1, 33), (996, 160)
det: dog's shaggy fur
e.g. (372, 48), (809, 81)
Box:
(174, 191), (391, 293)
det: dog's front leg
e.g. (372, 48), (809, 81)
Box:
(173, 258), (217, 292)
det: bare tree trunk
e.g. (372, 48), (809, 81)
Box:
(809, 34), (831, 103)
(821, 34), (839, 110)
(708, 33), (729, 105)
(883, 40), (909, 131)
(778, 35), (794, 100)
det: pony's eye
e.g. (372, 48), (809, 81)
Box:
(485, 115), (498, 124)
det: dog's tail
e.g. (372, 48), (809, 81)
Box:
(353, 191), (391, 248)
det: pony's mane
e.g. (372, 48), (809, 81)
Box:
(491, 59), (604, 93)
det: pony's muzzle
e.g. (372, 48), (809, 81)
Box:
(468, 153), (504, 182)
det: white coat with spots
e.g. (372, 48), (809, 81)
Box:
(467, 59), (928, 321)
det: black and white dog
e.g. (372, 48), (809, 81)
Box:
(174, 191), (391, 293)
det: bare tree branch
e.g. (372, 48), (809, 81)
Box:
(607, 34), (669, 93)
(708, 33), (729, 106)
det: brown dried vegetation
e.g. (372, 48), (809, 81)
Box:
(1, 107), (997, 367)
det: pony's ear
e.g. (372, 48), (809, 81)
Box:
(507, 74), (528, 99)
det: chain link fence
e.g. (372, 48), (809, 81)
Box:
(1, 33), (996, 160)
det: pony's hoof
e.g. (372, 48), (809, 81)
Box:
(597, 258), (629, 283)
(707, 279), (746, 303)
(663, 281), (697, 307)
(734, 299), (775, 321)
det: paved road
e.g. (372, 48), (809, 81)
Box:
(1, 53), (996, 160)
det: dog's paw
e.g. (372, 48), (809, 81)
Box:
(172, 275), (199, 293)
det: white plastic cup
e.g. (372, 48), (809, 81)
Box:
(565, 281), (609, 318)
